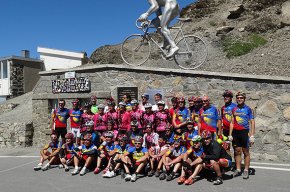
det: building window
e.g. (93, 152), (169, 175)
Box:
(3, 61), (8, 79)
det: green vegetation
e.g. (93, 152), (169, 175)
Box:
(223, 34), (267, 58)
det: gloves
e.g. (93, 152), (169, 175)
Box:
(249, 136), (255, 143)
(138, 13), (149, 22)
(228, 135), (233, 141)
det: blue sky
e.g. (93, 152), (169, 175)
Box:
(0, 0), (196, 58)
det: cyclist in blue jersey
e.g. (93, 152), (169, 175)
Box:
(229, 91), (255, 179)
(172, 97), (190, 133)
(59, 133), (78, 172)
(221, 90), (237, 137)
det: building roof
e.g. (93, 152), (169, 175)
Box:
(0, 56), (43, 63)
(37, 47), (85, 59)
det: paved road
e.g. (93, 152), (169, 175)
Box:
(0, 148), (289, 192)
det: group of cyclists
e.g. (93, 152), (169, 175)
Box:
(34, 90), (255, 185)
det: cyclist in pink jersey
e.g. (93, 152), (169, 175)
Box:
(141, 103), (156, 129)
(130, 99), (144, 131)
(93, 104), (107, 134)
(81, 102), (94, 132)
(155, 100), (172, 135)
(104, 101), (118, 130)
(118, 102), (131, 134)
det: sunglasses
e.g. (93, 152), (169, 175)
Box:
(236, 97), (244, 99)
(203, 137), (211, 141)
(202, 100), (208, 103)
(135, 142), (141, 145)
(84, 139), (91, 141)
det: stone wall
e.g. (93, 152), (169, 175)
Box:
(10, 61), (24, 97)
(32, 65), (290, 161)
(0, 122), (33, 148)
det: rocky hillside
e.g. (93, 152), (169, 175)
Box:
(89, 0), (290, 77)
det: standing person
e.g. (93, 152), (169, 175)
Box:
(138, 0), (180, 58)
(81, 102), (94, 132)
(93, 104), (107, 134)
(122, 94), (132, 106)
(51, 100), (70, 143)
(198, 96), (222, 137)
(139, 93), (150, 111)
(105, 101), (118, 130)
(152, 93), (168, 112)
(90, 95), (98, 114)
(155, 100), (171, 136)
(69, 99), (83, 144)
(193, 97), (203, 126)
(130, 99), (144, 131)
(118, 102), (132, 134)
(141, 103), (156, 128)
(229, 91), (255, 179)
(221, 90), (237, 137)
(169, 97), (179, 121)
(172, 97), (190, 133)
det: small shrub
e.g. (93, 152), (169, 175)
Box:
(223, 34), (267, 58)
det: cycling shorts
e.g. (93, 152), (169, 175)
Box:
(232, 129), (249, 148)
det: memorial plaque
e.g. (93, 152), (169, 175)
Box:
(117, 87), (138, 104)
(52, 77), (90, 93)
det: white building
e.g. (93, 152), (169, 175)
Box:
(37, 47), (86, 71)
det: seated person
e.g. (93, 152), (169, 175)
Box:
(128, 121), (144, 147)
(80, 120), (99, 147)
(71, 134), (98, 176)
(178, 135), (203, 185)
(103, 134), (131, 178)
(59, 133), (78, 172)
(201, 130), (232, 185)
(34, 133), (61, 171)
(182, 121), (198, 150)
(94, 131), (116, 174)
(161, 135), (187, 181)
(121, 136), (149, 182)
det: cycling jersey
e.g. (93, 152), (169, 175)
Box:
(128, 146), (148, 161)
(166, 146), (187, 159)
(81, 112), (94, 131)
(173, 107), (190, 127)
(118, 110), (131, 131)
(114, 144), (130, 154)
(43, 141), (61, 152)
(221, 102), (237, 130)
(186, 146), (204, 158)
(130, 109), (143, 129)
(93, 113), (107, 131)
(143, 132), (159, 149)
(182, 130), (198, 149)
(52, 108), (70, 128)
(232, 104), (254, 130)
(141, 112), (155, 128)
(69, 109), (83, 129)
(155, 110), (171, 132)
(80, 131), (99, 147)
(104, 110), (118, 129)
(199, 105), (221, 133)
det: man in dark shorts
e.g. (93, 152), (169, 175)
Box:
(51, 100), (70, 143)
(229, 91), (255, 179)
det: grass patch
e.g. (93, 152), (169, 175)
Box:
(223, 34), (267, 58)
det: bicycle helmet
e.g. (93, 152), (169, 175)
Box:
(85, 120), (94, 127)
(222, 90), (233, 98)
(119, 102), (126, 106)
(107, 101), (115, 106)
(141, 93), (149, 100)
(144, 103), (152, 108)
(192, 135), (202, 143)
(65, 133), (74, 140)
(131, 120), (138, 127)
(157, 100), (165, 105)
(236, 91), (246, 99)
(118, 134), (128, 142)
(98, 104), (105, 109)
(131, 99), (139, 105)
(104, 131), (114, 138)
(188, 96), (195, 102)
(178, 97), (185, 103)
(134, 136), (144, 143)
(201, 130), (212, 139)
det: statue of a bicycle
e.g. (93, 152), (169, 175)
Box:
(120, 0), (208, 70)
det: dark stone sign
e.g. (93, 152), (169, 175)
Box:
(117, 87), (138, 103)
(52, 77), (90, 93)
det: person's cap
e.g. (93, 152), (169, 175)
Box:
(141, 93), (149, 100)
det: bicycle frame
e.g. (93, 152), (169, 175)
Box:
(140, 22), (189, 56)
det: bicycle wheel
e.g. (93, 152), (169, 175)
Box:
(174, 35), (208, 70)
(121, 34), (151, 66)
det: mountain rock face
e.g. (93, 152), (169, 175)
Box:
(90, 0), (290, 77)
